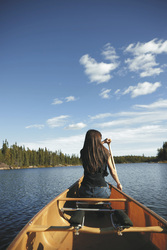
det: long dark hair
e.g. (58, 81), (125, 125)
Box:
(80, 129), (109, 173)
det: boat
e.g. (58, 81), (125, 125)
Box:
(8, 177), (167, 250)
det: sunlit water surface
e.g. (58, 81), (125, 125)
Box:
(0, 163), (166, 249)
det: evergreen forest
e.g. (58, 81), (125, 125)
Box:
(0, 140), (81, 168)
(0, 140), (167, 169)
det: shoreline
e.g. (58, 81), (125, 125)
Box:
(1, 161), (167, 170)
(0, 163), (78, 170)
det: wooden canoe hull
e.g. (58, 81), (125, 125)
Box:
(8, 177), (167, 250)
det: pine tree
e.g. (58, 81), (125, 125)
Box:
(157, 142), (167, 161)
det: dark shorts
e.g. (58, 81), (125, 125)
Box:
(79, 184), (111, 198)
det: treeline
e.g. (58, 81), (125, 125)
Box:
(0, 140), (81, 167)
(114, 155), (156, 164)
(114, 141), (167, 163)
(0, 140), (167, 168)
(157, 142), (167, 161)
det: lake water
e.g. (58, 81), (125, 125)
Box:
(0, 163), (167, 249)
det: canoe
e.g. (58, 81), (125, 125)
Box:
(8, 177), (167, 250)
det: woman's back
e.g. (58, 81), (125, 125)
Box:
(79, 130), (122, 198)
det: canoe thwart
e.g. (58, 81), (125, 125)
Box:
(58, 198), (127, 202)
(61, 207), (113, 212)
(76, 201), (111, 206)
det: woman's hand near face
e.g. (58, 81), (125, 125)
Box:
(102, 138), (111, 145)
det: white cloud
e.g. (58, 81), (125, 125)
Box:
(95, 109), (167, 128)
(80, 54), (114, 83)
(22, 121), (167, 157)
(52, 96), (77, 105)
(52, 98), (63, 105)
(101, 43), (119, 62)
(65, 96), (76, 102)
(25, 124), (44, 129)
(80, 45), (119, 84)
(101, 124), (167, 156)
(99, 88), (111, 99)
(46, 115), (69, 128)
(134, 99), (167, 109)
(103, 125), (166, 142)
(125, 39), (167, 77)
(123, 82), (161, 98)
(89, 113), (113, 120)
(125, 53), (163, 77)
(21, 134), (85, 156)
(115, 89), (120, 94)
(65, 122), (87, 130)
(125, 39), (167, 55)
(22, 101), (167, 156)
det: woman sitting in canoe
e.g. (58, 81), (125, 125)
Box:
(79, 129), (122, 198)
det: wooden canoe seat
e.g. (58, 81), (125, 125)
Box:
(29, 196), (166, 235)
(110, 209), (133, 235)
(69, 210), (85, 235)
(28, 225), (166, 234)
(69, 210), (85, 225)
(63, 208), (133, 235)
(59, 197), (133, 235)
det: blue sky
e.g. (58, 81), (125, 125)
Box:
(1, 0), (167, 156)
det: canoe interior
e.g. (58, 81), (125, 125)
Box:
(8, 177), (167, 250)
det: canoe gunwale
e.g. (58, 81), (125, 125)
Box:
(109, 182), (167, 226)
(7, 176), (167, 250)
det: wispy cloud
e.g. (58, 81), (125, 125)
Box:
(52, 98), (63, 105)
(89, 113), (113, 120)
(125, 39), (167, 55)
(134, 99), (167, 109)
(65, 122), (87, 130)
(25, 124), (45, 129)
(95, 109), (167, 128)
(23, 98), (167, 156)
(65, 96), (77, 102)
(52, 96), (77, 105)
(102, 124), (167, 156)
(103, 125), (167, 143)
(123, 81), (161, 98)
(99, 88), (111, 99)
(101, 43), (119, 62)
(46, 115), (69, 128)
(80, 44), (119, 84)
(125, 39), (167, 77)
(21, 134), (85, 156)
(115, 89), (120, 94)
(22, 123), (167, 156)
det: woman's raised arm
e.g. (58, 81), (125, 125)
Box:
(108, 156), (122, 191)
